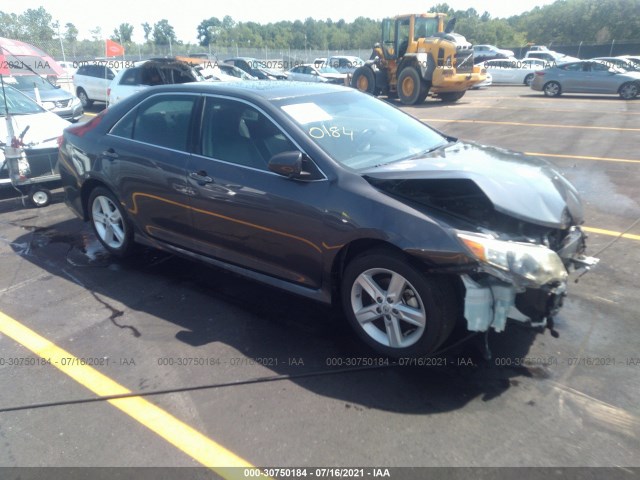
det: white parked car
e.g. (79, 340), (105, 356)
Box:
(471, 72), (492, 89)
(73, 63), (121, 107)
(483, 58), (551, 85)
(195, 64), (242, 82)
(325, 56), (365, 74)
(1, 85), (69, 190)
(287, 64), (347, 85)
(107, 59), (202, 106)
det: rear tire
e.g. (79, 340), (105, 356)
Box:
(397, 67), (428, 105)
(543, 81), (561, 97)
(351, 66), (377, 95)
(88, 187), (134, 257)
(619, 82), (639, 100)
(341, 249), (458, 357)
(77, 88), (93, 108)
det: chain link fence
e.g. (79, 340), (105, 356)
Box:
(7, 37), (640, 68)
(5, 37), (369, 68)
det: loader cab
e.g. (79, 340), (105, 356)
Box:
(381, 15), (444, 60)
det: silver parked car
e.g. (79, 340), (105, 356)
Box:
(531, 60), (640, 99)
(287, 64), (347, 85)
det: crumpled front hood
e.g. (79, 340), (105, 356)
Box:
(362, 141), (584, 229)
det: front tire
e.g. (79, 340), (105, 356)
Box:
(543, 81), (561, 97)
(524, 73), (534, 86)
(341, 249), (457, 357)
(88, 187), (133, 257)
(619, 82), (639, 100)
(351, 66), (377, 95)
(397, 67), (428, 105)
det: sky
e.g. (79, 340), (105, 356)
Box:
(3, 0), (557, 43)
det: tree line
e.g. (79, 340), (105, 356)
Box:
(1, 0), (639, 54)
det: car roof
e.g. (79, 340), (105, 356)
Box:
(123, 80), (349, 101)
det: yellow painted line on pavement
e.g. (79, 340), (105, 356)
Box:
(444, 104), (640, 116)
(583, 226), (640, 242)
(524, 152), (640, 164)
(0, 310), (258, 477)
(421, 118), (640, 132)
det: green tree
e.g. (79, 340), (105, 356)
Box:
(152, 19), (177, 45)
(112, 23), (133, 43)
(197, 17), (222, 46)
(0, 12), (22, 38)
(20, 7), (55, 40)
(89, 26), (103, 42)
(64, 23), (79, 43)
(142, 22), (152, 43)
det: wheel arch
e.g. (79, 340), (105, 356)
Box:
(80, 178), (112, 221)
(397, 54), (435, 82)
(329, 238), (464, 306)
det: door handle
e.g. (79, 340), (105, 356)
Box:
(189, 170), (213, 184)
(102, 148), (119, 160)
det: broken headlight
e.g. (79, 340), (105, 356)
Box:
(457, 232), (568, 286)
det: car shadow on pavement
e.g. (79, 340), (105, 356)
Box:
(10, 217), (552, 414)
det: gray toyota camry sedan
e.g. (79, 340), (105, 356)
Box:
(58, 81), (598, 357)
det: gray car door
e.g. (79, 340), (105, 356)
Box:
(186, 96), (330, 289)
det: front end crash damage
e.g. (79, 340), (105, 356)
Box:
(458, 226), (598, 332)
(363, 141), (600, 333)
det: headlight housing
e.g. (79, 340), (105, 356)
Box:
(457, 232), (568, 286)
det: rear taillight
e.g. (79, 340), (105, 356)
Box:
(66, 109), (107, 137)
(57, 135), (63, 148)
(535, 71), (545, 76)
(107, 87), (111, 98)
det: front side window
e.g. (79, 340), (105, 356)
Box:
(199, 97), (295, 171)
(110, 94), (197, 151)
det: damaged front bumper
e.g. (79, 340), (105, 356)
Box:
(459, 226), (599, 332)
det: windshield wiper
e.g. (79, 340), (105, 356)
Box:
(404, 141), (452, 160)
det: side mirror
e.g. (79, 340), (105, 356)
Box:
(268, 151), (310, 179)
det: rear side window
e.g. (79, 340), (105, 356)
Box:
(559, 63), (582, 71)
(119, 68), (142, 85)
(110, 94), (198, 152)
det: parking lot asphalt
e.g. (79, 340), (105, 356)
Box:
(0, 86), (639, 477)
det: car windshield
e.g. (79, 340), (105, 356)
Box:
(0, 85), (45, 115)
(10, 75), (57, 91)
(277, 90), (448, 171)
